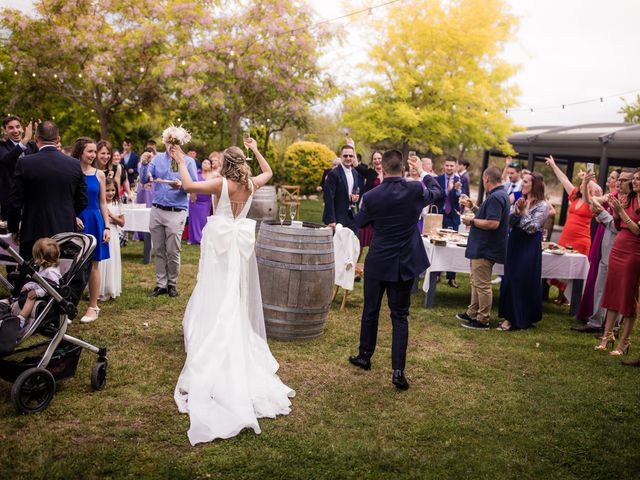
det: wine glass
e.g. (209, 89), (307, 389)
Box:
(243, 132), (252, 161)
(289, 204), (297, 222)
(279, 205), (286, 226)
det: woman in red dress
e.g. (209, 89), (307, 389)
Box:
(357, 151), (384, 248)
(595, 169), (640, 355)
(545, 156), (602, 303)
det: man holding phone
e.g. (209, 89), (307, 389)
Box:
(139, 140), (198, 298)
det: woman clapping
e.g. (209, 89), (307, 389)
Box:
(498, 172), (550, 330)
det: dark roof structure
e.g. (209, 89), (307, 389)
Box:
(480, 123), (640, 224)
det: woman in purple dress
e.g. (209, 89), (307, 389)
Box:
(188, 158), (216, 245)
(575, 168), (620, 321)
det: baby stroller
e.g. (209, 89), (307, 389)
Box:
(0, 233), (108, 414)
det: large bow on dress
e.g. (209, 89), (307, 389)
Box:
(209, 217), (256, 260)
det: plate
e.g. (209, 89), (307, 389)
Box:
(458, 232), (469, 237)
(456, 242), (468, 248)
(437, 228), (457, 234)
(548, 249), (565, 255)
(154, 178), (178, 184)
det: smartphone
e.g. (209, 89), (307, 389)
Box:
(586, 162), (594, 173)
(408, 150), (416, 158)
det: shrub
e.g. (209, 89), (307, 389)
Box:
(281, 141), (336, 194)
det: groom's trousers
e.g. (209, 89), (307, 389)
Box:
(149, 206), (187, 288)
(359, 274), (414, 371)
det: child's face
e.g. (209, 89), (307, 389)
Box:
(105, 185), (116, 201)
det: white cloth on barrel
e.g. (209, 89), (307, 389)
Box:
(332, 223), (360, 291)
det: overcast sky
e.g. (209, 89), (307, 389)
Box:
(4, 0), (640, 129)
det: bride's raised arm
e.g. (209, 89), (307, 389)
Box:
(172, 145), (223, 195)
(245, 138), (272, 189)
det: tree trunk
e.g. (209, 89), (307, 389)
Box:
(97, 108), (110, 141)
(230, 115), (240, 146)
(263, 129), (271, 153)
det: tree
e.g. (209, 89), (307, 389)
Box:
(0, 0), (212, 140)
(619, 95), (640, 123)
(342, 0), (519, 157)
(175, 0), (335, 146)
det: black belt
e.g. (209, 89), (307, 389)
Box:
(152, 204), (186, 212)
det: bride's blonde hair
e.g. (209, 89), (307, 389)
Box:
(220, 146), (252, 190)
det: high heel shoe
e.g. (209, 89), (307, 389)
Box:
(594, 332), (615, 351)
(610, 338), (631, 356)
(80, 306), (100, 324)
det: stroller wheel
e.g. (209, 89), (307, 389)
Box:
(91, 359), (108, 391)
(11, 367), (56, 414)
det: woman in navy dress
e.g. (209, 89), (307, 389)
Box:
(498, 172), (550, 330)
(72, 137), (110, 323)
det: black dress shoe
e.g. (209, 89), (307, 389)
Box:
(622, 358), (640, 367)
(392, 370), (409, 390)
(348, 354), (371, 371)
(148, 287), (168, 297)
(448, 279), (459, 288)
(167, 286), (178, 297)
(571, 324), (602, 333)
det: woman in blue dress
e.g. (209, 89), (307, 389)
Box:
(71, 137), (111, 323)
(498, 172), (550, 330)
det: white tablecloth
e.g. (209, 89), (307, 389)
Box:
(122, 206), (151, 233)
(421, 237), (590, 300)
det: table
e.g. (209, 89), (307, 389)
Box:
(122, 206), (152, 264)
(421, 238), (590, 316)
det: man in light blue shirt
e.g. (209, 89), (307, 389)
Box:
(139, 145), (198, 298)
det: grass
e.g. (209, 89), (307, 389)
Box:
(1, 199), (639, 479)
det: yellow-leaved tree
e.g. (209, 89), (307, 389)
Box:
(343, 0), (520, 157)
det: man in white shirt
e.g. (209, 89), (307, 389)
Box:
(502, 157), (523, 204)
(0, 116), (38, 222)
(322, 145), (362, 234)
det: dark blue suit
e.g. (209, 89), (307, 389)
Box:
(0, 139), (37, 220)
(355, 175), (442, 370)
(435, 173), (468, 281)
(322, 165), (362, 233)
(9, 146), (87, 258)
(124, 150), (140, 185)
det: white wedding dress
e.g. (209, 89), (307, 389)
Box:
(174, 178), (295, 445)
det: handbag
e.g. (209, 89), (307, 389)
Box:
(422, 205), (443, 237)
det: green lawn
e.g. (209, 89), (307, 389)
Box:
(1, 199), (638, 479)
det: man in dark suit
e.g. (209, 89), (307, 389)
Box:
(348, 150), (442, 390)
(122, 138), (139, 186)
(322, 145), (362, 234)
(8, 121), (88, 259)
(0, 116), (38, 221)
(435, 155), (469, 288)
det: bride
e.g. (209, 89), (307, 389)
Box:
(170, 139), (295, 445)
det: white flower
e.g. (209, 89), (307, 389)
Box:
(162, 124), (192, 145)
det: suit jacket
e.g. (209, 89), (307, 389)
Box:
(435, 173), (469, 228)
(0, 139), (38, 204)
(356, 176), (443, 282)
(322, 165), (363, 230)
(124, 150), (140, 184)
(8, 146), (88, 243)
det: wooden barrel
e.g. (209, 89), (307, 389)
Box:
(256, 222), (335, 341)
(248, 186), (277, 225)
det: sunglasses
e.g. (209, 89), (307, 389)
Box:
(342, 154), (354, 158)
(509, 162), (520, 168)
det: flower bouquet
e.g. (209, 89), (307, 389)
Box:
(162, 124), (192, 172)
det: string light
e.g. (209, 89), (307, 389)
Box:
(484, 108), (488, 116)
(140, 67), (145, 73)
(53, 73), (58, 79)
(181, 60), (186, 66)
(78, 73), (82, 78)
(452, 104), (457, 111)
(289, 34), (295, 42)
(600, 97), (604, 106)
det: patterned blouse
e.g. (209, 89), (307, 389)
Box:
(509, 201), (550, 235)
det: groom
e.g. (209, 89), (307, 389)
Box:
(349, 150), (442, 389)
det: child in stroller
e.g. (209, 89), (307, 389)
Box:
(0, 232), (108, 414)
(1, 238), (62, 331)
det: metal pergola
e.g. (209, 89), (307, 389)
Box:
(480, 123), (640, 225)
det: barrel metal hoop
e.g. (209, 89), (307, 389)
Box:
(263, 303), (329, 314)
(256, 257), (334, 271)
(258, 231), (332, 244)
(260, 224), (331, 237)
(256, 243), (334, 255)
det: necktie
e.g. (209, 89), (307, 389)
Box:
(444, 176), (452, 214)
